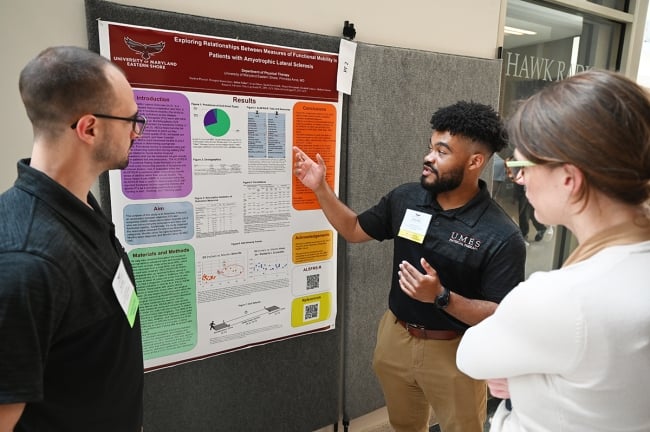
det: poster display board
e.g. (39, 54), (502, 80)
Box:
(99, 21), (341, 370)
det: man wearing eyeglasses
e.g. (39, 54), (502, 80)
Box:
(294, 101), (526, 432)
(0, 46), (144, 432)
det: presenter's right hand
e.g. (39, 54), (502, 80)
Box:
(293, 146), (326, 192)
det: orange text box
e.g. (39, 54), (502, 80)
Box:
(292, 102), (337, 210)
(292, 230), (333, 264)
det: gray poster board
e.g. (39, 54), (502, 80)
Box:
(85, 1), (342, 431)
(85, 1), (501, 429)
(342, 44), (501, 421)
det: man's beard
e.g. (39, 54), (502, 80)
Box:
(420, 164), (464, 194)
(115, 152), (130, 170)
(94, 139), (132, 170)
(114, 140), (134, 170)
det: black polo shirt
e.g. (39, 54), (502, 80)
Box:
(0, 159), (143, 431)
(358, 180), (526, 332)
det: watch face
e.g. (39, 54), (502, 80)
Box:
(435, 288), (450, 308)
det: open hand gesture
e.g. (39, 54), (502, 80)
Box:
(293, 146), (327, 192)
(398, 258), (443, 303)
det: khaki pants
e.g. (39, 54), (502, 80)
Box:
(372, 310), (486, 432)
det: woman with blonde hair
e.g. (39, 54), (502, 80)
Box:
(455, 69), (650, 431)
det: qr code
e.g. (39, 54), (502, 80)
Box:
(304, 303), (319, 320)
(306, 274), (320, 290)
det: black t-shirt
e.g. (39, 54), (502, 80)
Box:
(358, 181), (526, 331)
(0, 160), (143, 432)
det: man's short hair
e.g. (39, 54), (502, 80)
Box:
(430, 101), (507, 154)
(19, 46), (118, 138)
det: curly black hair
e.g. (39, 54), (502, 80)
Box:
(429, 101), (507, 154)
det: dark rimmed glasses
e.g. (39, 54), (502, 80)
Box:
(70, 113), (147, 136)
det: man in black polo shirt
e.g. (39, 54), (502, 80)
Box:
(0, 47), (145, 431)
(293, 101), (526, 432)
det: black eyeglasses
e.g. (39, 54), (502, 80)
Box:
(70, 113), (147, 136)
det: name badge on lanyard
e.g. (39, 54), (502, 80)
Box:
(112, 259), (140, 327)
(397, 209), (432, 244)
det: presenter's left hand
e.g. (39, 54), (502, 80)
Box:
(398, 258), (443, 303)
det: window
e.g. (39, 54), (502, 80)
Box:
(494, 0), (625, 275)
(587, 0), (627, 12)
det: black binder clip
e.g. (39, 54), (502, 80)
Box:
(343, 21), (356, 40)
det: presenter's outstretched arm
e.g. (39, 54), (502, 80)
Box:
(293, 146), (372, 244)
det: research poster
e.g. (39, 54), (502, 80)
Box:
(99, 21), (341, 370)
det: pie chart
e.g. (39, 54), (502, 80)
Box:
(203, 108), (230, 137)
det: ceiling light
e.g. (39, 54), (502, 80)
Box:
(504, 25), (537, 36)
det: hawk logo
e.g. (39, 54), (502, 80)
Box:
(124, 37), (165, 59)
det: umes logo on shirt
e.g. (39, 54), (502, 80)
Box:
(448, 231), (481, 250)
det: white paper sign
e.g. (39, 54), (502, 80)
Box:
(337, 39), (357, 95)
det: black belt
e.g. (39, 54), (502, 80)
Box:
(396, 319), (460, 340)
